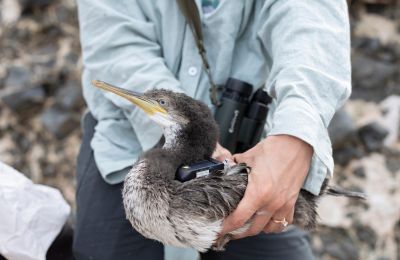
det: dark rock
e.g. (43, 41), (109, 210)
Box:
(334, 144), (364, 166)
(55, 81), (83, 110)
(376, 257), (391, 260)
(4, 66), (31, 89)
(395, 220), (400, 260)
(358, 122), (389, 151)
(355, 223), (377, 249)
(329, 108), (356, 148)
(41, 159), (57, 178)
(18, 0), (54, 12)
(352, 37), (381, 55)
(352, 54), (396, 90)
(1, 86), (46, 114)
(55, 4), (72, 24)
(11, 131), (31, 153)
(353, 166), (366, 178)
(41, 105), (79, 139)
(320, 228), (359, 260)
(385, 149), (400, 174)
(365, 3), (389, 15)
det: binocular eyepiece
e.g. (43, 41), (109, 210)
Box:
(214, 78), (272, 153)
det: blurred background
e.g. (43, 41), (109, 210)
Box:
(0, 0), (399, 259)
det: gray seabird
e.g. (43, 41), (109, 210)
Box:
(92, 80), (364, 252)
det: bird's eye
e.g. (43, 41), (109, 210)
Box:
(159, 99), (166, 106)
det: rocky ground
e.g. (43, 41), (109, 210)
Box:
(0, 0), (399, 259)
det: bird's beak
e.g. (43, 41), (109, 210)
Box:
(91, 80), (168, 116)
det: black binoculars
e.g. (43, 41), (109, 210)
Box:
(214, 78), (272, 154)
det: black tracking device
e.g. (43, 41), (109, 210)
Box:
(176, 158), (225, 182)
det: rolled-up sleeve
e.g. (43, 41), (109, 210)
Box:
(258, 0), (351, 194)
(77, 0), (184, 150)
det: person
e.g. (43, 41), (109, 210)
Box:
(73, 0), (351, 259)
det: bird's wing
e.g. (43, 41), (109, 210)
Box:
(170, 164), (249, 221)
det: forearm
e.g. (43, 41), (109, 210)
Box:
(259, 0), (351, 193)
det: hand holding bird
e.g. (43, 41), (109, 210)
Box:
(221, 135), (313, 239)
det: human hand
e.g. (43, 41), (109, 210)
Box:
(212, 142), (235, 164)
(220, 135), (313, 238)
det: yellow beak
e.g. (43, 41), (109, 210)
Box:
(91, 80), (168, 116)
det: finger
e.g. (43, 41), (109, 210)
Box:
(286, 205), (295, 224)
(212, 146), (234, 162)
(232, 210), (273, 239)
(212, 151), (231, 161)
(233, 153), (253, 166)
(215, 154), (233, 162)
(263, 217), (285, 233)
(263, 204), (293, 233)
(220, 192), (260, 235)
(233, 153), (243, 163)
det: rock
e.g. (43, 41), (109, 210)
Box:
(0, 133), (19, 166)
(320, 228), (359, 260)
(355, 223), (377, 249)
(0, 85), (46, 114)
(379, 95), (400, 148)
(329, 108), (356, 148)
(0, 0), (22, 25)
(352, 54), (396, 90)
(41, 105), (79, 139)
(358, 122), (389, 151)
(325, 242), (359, 260)
(334, 144), (364, 166)
(361, 0), (397, 4)
(318, 195), (353, 228)
(18, 0), (54, 12)
(345, 100), (382, 127)
(343, 155), (400, 259)
(353, 166), (366, 178)
(384, 148), (400, 173)
(4, 65), (31, 89)
(395, 221), (400, 260)
(55, 80), (83, 110)
(352, 37), (381, 54)
(354, 14), (400, 45)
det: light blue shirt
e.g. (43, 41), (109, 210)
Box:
(77, 0), (351, 195)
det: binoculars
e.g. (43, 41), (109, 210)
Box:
(214, 78), (272, 154)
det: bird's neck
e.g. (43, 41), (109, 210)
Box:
(162, 122), (217, 164)
(136, 117), (219, 180)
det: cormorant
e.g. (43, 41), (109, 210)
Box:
(92, 80), (364, 252)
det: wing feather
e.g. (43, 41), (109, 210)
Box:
(170, 164), (249, 220)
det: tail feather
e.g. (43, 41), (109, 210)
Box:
(326, 186), (366, 200)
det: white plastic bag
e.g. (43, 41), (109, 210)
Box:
(0, 161), (71, 260)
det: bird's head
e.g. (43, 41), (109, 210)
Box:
(92, 80), (191, 127)
(92, 80), (218, 153)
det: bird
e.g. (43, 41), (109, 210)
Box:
(92, 80), (365, 252)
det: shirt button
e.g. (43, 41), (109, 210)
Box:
(188, 66), (198, 76)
